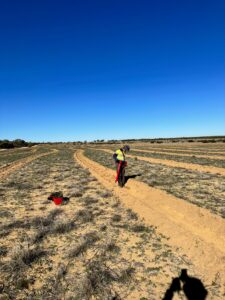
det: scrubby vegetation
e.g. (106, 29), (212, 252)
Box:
(84, 149), (225, 218)
(109, 136), (225, 144)
(1, 143), (224, 299)
(0, 139), (38, 149)
(0, 146), (203, 299)
(0, 145), (53, 168)
(131, 146), (225, 157)
(130, 150), (225, 168)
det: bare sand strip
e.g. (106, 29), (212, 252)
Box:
(99, 148), (225, 176)
(134, 145), (225, 155)
(132, 148), (225, 160)
(0, 149), (58, 180)
(75, 150), (225, 286)
(135, 141), (225, 147)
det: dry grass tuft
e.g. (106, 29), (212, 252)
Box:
(126, 208), (138, 220)
(104, 240), (120, 253)
(79, 196), (99, 207)
(68, 231), (100, 258)
(50, 219), (75, 234)
(131, 224), (150, 233)
(111, 214), (122, 222)
(74, 252), (134, 300)
(8, 245), (47, 272)
(76, 209), (94, 223)
(0, 246), (8, 257)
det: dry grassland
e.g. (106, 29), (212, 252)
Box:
(85, 149), (225, 218)
(0, 143), (225, 299)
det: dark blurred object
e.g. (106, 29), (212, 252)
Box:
(163, 277), (181, 300)
(48, 191), (63, 200)
(180, 269), (208, 300)
(162, 269), (207, 300)
(48, 192), (69, 205)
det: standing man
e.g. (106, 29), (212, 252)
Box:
(113, 145), (130, 184)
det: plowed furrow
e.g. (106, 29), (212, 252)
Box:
(0, 149), (57, 179)
(75, 150), (225, 286)
(99, 148), (225, 176)
(132, 148), (225, 160)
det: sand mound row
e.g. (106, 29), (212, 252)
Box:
(75, 149), (225, 289)
(98, 148), (225, 176)
(0, 149), (58, 179)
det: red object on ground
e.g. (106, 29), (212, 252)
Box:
(53, 197), (63, 205)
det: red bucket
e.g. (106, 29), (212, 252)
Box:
(53, 197), (63, 205)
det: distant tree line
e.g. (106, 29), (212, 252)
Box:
(0, 139), (38, 149)
(119, 136), (225, 144)
(1, 136), (224, 149)
(83, 136), (225, 144)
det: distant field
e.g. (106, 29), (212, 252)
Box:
(0, 146), (50, 168)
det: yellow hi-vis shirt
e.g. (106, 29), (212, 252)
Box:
(115, 149), (125, 161)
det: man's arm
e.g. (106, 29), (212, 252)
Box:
(113, 153), (117, 161)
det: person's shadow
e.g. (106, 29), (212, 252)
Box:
(163, 269), (208, 300)
(124, 174), (142, 184)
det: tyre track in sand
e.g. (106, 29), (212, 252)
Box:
(0, 149), (58, 180)
(98, 148), (225, 176)
(75, 149), (225, 286)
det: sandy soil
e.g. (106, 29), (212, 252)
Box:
(0, 149), (58, 180)
(75, 150), (225, 295)
(99, 148), (225, 176)
(132, 148), (225, 160)
(2, 147), (197, 299)
(132, 144), (225, 155)
(134, 141), (225, 147)
(1, 145), (224, 299)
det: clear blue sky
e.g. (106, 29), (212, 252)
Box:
(0, 0), (224, 142)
